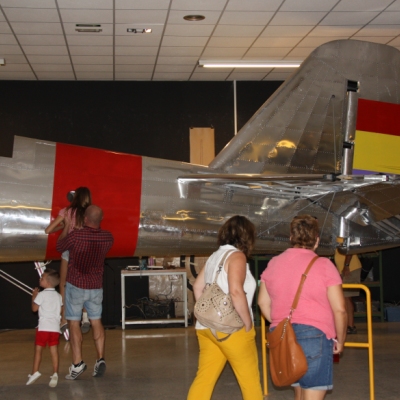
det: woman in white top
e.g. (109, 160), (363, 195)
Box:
(187, 215), (263, 400)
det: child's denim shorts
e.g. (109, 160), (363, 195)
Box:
(270, 323), (334, 390)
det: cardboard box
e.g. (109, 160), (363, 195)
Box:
(385, 306), (400, 322)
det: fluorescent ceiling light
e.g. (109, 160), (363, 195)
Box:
(198, 60), (301, 68)
(0, 58), (5, 66)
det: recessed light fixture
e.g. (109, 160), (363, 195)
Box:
(75, 24), (102, 33)
(198, 60), (302, 68)
(183, 15), (205, 21)
(0, 58), (5, 66)
(127, 28), (152, 33)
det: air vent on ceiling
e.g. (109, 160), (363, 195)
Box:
(75, 24), (102, 33)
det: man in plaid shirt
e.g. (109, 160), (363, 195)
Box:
(57, 205), (113, 381)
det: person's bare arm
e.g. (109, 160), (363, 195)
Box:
(327, 284), (347, 353)
(58, 217), (71, 241)
(45, 215), (64, 234)
(226, 252), (253, 331)
(193, 267), (206, 301)
(258, 282), (272, 323)
(31, 288), (39, 312)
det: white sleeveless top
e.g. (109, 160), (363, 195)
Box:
(195, 244), (256, 330)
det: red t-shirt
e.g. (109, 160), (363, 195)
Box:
(260, 248), (342, 339)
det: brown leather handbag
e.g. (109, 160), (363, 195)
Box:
(267, 256), (319, 387)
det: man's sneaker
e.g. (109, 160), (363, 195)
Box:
(93, 359), (106, 377)
(26, 371), (41, 385)
(81, 321), (90, 334)
(49, 373), (58, 388)
(65, 362), (87, 380)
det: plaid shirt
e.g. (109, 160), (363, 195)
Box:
(57, 226), (114, 289)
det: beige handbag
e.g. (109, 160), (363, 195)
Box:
(194, 250), (244, 342)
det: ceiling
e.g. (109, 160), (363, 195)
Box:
(0, 0), (400, 81)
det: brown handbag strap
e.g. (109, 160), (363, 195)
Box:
(290, 255), (319, 314)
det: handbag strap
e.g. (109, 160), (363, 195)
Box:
(289, 255), (319, 316)
(211, 249), (236, 284)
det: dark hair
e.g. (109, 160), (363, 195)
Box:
(43, 268), (60, 287)
(290, 214), (319, 249)
(67, 187), (92, 228)
(217, 215), (256, 258)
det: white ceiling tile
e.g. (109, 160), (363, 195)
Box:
(263, 71), (293, 80)
(60, 9), (113, 23)
(155, 64), (194, 73)
(387, 0), (400, 11)
(63, 23), (113, 35)
(0, 54), (27, 63)
(0, 45), (23, 55)
(245, 48), (292, 57)
(333, 0), (393, 12)
(287, 47), (315, 57)
(190, 71), (231, 80)
(3, 8), (59, 22)
(260, 26), (313, 37)
(371, 12), (400, 25)
(27, 55), (70, 64)
(10, 22), (63, 35)
(354, 25), (400, 36)
(298, 36), (349, 47)
(321, 12), (380, 25)
(226, 0), (283, 12)
(58, 0), (113, 9)
(157, 56), (198, 65)
(152, 72), (191, 80)
(0, 63), (31, 71)
(115, 24), (163, 36)
(270, 12), (328, 26)
(0, 71), (36, 79)
(0, 0), (55, 7)
(75, 71), (113, 79)
(74, 64), (113, 72)
(70, 46), (112, 56)
(0, 34), (18, 45)
(115, 34), (161, 46)
(0, 22), (12, 34)
(227, 72), (269, 80)
(213, 25), (264, 37)
(167, 10), (221, 25)
(253, 37), (302, 47)
(32, 64), (72, 72)
(67, 35), (113, 45)
(17, 34), (66, 45)
(115, 10), (167, 24)
(116, 46), (158, 56)
(201, 47), (247, 57)
(388, 37), (400, 46)
(116, 0), (170, 10)
(171, 0), (226, 11)
(23, 45), (69, 55)
(36, 71), (75, 80)
(219, 11), (274, 25)
(115, 64), (152, 72)
(208, 37), (254, 47)
(162, 36), (208, 46)
(115, 71), (153, 79)
(165, 24), (214, 36)
(352, 37), (392, 44)
(116, 55), (156, 64)
(71, 55), (113, 64)
(159, 46), (203, 57)
(0, 13), (4, 22)
(280, 0), (339, 12)
(308, 26), (363, 37)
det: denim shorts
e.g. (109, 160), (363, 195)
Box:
(65, 282), (103, 320)
(270, 323), (334, 390)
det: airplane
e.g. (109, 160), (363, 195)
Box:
(1, 39), (400, 265)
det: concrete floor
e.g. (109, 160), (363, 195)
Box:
(0, 322), (399, 400)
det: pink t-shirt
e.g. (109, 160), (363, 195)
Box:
(58, 207), (77, 233)
(260, 248), (342, 339)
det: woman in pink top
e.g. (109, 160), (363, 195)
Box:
(45, 187), (92, 329)
(258, 215), (347, 400)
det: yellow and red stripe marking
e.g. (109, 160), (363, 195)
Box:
(354, 99), (400, 174)
(45, 143), (142, 259)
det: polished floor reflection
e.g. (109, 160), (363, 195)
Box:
(0, 322), (399, 399)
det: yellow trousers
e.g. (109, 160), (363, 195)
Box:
(187, 326), (263, 400)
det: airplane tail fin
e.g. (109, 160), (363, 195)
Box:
(209, 40), (400, 176)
